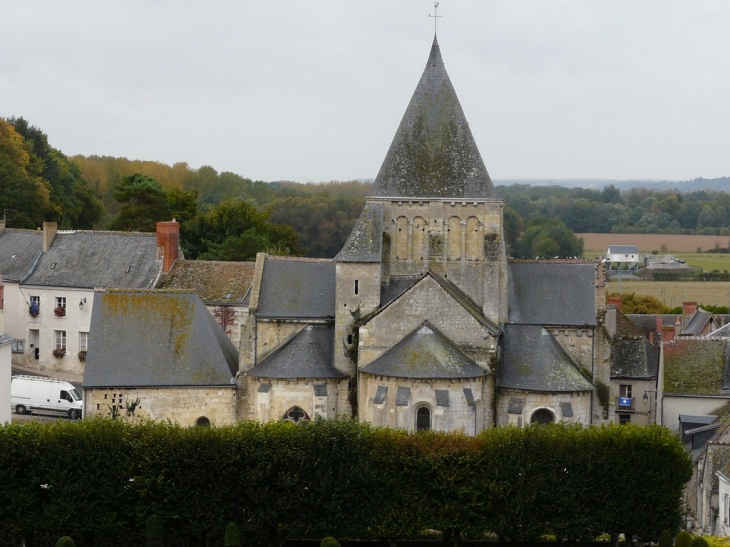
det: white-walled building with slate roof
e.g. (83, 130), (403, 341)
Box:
(0, 220), (181, 377)
(237, 35), (614, 432)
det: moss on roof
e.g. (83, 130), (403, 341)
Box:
(156, 260), (255, 303)
(663, 339), (729, 395)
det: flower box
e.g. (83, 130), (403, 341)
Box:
(78, 351), (87, 361)
(54, 307), (66, 317)
(28, 306), (39, 318)
(52, 348), (66, 358)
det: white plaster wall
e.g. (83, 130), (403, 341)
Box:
(2, 281), (25, 341)
(18, 286), (93, 375)
(661, 395), (730, 433)
(610, 378), (657, 425)
(0, 342), (11, 424)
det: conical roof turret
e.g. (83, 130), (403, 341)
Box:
(369, 36), (495, 199)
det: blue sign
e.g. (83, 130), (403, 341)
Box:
(619, 397), (632, 407)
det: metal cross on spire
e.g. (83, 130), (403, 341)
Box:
(429, 2), (442, 35)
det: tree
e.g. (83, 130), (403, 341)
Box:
(108, 174), (171, 232)
(516, 217), (583, 258)
(608, 292), (669, 314)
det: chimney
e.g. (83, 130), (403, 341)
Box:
(42, 222), (57, 252)
(156, 219), (180, 273)
(607, 296), (622, 312)
(661, 323), (676, 343)
(649, 331), (654, 345)
(606, 305), (617, 338)
(675, 316), (682, 338)
(682, 301), (698, 329)
(0, 219), (5, 235)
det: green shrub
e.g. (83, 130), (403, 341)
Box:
(321, 537), (340, 547)
(676, 531), (694, 547)
(690, 538), (709, 547)
(658, 530), (672, 547)
(146, 514), (164, 547)
(225, 522), (240, 547)
(55, 537), (75, 547)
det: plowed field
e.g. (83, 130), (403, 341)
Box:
(579, 233), (730, 253)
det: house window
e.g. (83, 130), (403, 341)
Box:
(55, 297), (66, 310)
(416, 406), (431, 431)
(619, 414), (631, 425)
(530, 408), (555, 425)
(282, 406), (310, 423)
(79, 332), (88, 352)
(54, 330), (66, 350)
(10, 340), (24, 353)
(620, 384), (632, 398)
(29, 296), (40, 316)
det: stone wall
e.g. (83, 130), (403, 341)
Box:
(85, 386), (237, 426)
(496, 388), (592, 426)
(359, 373), (490, 433)
(238, 376), (350, 422)
(358, 274), (498, 370)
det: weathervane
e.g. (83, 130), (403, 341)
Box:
(429, 2), (442, 34)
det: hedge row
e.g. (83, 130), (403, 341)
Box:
(0, 419), (691, 547)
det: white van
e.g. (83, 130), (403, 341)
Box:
(11, 375), (83, 419)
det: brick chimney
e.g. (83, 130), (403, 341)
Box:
(674, 316), (683, 338)
(660, 322), (676, 343)
(606, 305), (618, 338)
(42, 222), (57, 251)
(607, 296), (623, 312)
(682, 301), (698, 329)
(156, 219), (180, 273)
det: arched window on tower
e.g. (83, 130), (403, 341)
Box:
(416, 406), (431, 431)
(412, 216), (426, 260)
(465, 216), (480, 260)
(530, 408), (555, 425)
(448, 216), (462, 260)
(282, 406), (310, 423)
(395, 216), (409, 260)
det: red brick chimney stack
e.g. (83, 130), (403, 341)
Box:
(156, 219), (180, 273)
(682, 301), (698, 329)
(607, 296), (623, 312)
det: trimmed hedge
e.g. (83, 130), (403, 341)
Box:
(0, 419), (691, 546)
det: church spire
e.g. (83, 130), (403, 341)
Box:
(368, 37), (495, 199)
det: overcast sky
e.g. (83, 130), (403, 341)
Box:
(2, 2), (729, 183)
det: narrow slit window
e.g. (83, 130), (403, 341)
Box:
(354, 280), (359, 295)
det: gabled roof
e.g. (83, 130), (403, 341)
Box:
(23, 231), (160, 289)
(368, 36), (495, 200)
(380, 275), (422, 308)
(335, 202), (384, 262)
(683, 308), (713, 336)
(607, 245), (639, 255)
(0, 230), (42, 282)
(499, 325), (595, 393)
(709, 322), (730, 338)
(246, 324), (346, 379)
(508, 262), (596, 326)
(663, 339), (730, 395)
(156, 260), (255, 303)
(257, 256), (335, 319)
(83, 291), (238, 388)
(0, 333), (13, 346)
(360, 321), (487, 379)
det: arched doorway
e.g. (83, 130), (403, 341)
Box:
(530, 408), (555, 425)
(195, 416), (211, 427)
(416, 406), (431, 431)
(282, 406), (310, 423)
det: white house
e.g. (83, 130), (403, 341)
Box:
(606, 245), (640, 270)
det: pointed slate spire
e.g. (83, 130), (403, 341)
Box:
(369, 36), (495, 199)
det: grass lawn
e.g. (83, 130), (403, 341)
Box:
(672, 252), (730, 272)
(607, 280), (730, 308)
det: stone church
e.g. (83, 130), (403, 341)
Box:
(236, 36), (612, 433)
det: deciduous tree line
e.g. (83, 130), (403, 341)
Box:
(0, 419), (691, 547)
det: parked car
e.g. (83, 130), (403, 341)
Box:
(11, 375), (83, 419)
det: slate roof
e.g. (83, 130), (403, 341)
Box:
(257, 256), (335, 319)
(625, 314), (679, 338)
(23, 231), (160, 289)
(368, 36), (496, 200)
(360, 321), (487, 379)
(0, 333), (14, 346)
(683, 308), (713, 336)
(83, 291), (238, 388)
(508, 262), (596, 326)
(156, 260), (255, 303)
(709, 322), (730, 337)
(611, 312), (659, 378)
(498, 324), (595, 393)
(335, 202), (384, 262)
(608, 245), (639, 255)
(380, 275), (422, 308)
(663, 339), (730, 395)
(246, 324), (346, 379)
(0, 230), (42, 282)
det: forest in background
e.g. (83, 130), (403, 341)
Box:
(3, 118), (730, 261)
